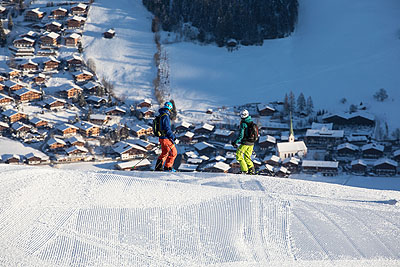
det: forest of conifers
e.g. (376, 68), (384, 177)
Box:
(142, 0), (298, 46)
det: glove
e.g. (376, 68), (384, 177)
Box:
(231, 141), (238, 148)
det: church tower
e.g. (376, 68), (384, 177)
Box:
(289, 112), (295, 143)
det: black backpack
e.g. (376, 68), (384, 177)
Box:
(152, 113), (167, 137)
(245, 121), (259, 143)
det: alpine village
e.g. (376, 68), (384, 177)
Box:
(0, 0), (398, 178)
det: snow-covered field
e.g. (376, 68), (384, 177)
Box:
(0, 164), (399, 266)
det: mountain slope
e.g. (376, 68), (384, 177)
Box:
(0, 165), (399, 266)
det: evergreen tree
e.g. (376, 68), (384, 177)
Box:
(297, 93), (306, 113)
(289, 91), (295, 113)
(283, 93), (289, 115)
(8, 15), (13, 31)
(78, 93), (87, 107)
(0, 20), (7, 47)
(306, 96), (314, 115)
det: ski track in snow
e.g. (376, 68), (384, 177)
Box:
(0, 165), (399, 266)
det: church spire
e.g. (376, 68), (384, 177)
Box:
(289, 112), (295, 143)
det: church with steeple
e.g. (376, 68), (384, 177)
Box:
(276, 114), (307, 160)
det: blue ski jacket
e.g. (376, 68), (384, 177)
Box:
(158, 108), (175, 140)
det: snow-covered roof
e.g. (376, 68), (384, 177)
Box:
(44, 32), (60, 39)
(373, 158), (398, 168)
(259, 135), (276, 144)
(351, 159), (367, 166)
(195, 123), (214, 132)
(47, 21), (62, 27)
(116, 159), (151, 169)
(393, 149), (400, 157)
(302, 160), (339, 169)
(204, 161), (230, 172)
(20, 59), (38, 66)
(282, 157), (300, 165)
(14, 88), (41, 97)
(257, 104), (275, 111)
(311, 122), (333, 130)
(264, 155), (281, 163)
(66, 135), (85, 145)
(75, 3), (88, 9)
(89, 114), (108, 121)
(56, 123), (78, 132)
(214, 129), (233, 137)
(65, 54), (83, 61)
(73, 70), (93, 77)
(0, 121), (9, 128)
(2, 109), (25, 117)
(45, 56), (61, 63)
(106, 29), (116, 34)
(179, 164), (198, 172)
(113, 142), (147, 154)
(70, 15), (86, 22)
(4, 80), (27, 88)
(361, 143), (384, 152)
(185, 151), (198, 158)
(66, 145), (88, 154)
(131, 125), (145, 132)
(47, 137), (66, 146)
(59, 83), (83, 92)
(67, 33), (81, 39)
(53, 7), (67, 12)
(209, 155), (226, 162)
(346, 135), (368, 142)
(337, 143), (359, 151)
(74, 121), (97, 131)
(87, 95), (105, 103)
(177, 121), (191, 129)
(44, 97), (66, 105)
(105, 106), (126, 114)
(12, 121), (31, 131)
(0, 93), (13, 101)
(29, 8), (44, 15)
(20, 31), (38, 38)
(83, 81), (100, 89)
(25, 152), (48, 160)
(0, 5), (6, 12)
(187, 158), (203, 164)
(29, 117), (47, 124)
(194, 142), (216, 151)
(2, 154), (20, 161)
(130, 139), (153, 149)
(306, 129), (344, 138)
(276, 141), (307, 153)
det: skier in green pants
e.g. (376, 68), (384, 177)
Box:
(231, 109), (258, 174)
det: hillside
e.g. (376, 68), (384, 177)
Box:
(0, 164), (399, 266)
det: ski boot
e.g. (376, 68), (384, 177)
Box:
(247, 167), (256, 175)
(164, 166), (177, 172)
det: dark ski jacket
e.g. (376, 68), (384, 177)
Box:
(234, 116), (254, 146)
(158, 108), (175, 140)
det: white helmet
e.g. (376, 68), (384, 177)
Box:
(240, 109), (249, 119)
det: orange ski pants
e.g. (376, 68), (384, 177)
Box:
(158, 138), (177, 168)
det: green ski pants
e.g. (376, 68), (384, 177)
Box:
(236, 144), (254, 172)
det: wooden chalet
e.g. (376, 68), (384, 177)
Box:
(4, 80), (26, 91)
(138, 99), (152, 108)
(64, 33), (81, 47)
(47, 137), (67, 150)
(86, 95), (107, 107)
(347, 113), (375, 127)
(282, 157), (300, 171)
(2, 154), (20, 164)
(275, 166), (291, 178)
(0, 121), (9, 133)
(142, 125), (153, 135)
(213, 129), (234, 142)
(305, 128), (344, 146)
(66, 54), (83, 68)
(302, 160), (339, 176)
(337, 143), (359, 157)
(25, 8), (44, 21)
(194, 123), (215, 135)
(40, 32), (60, 47)
(66, 135), (85, 147)
(14, 88), (42, 102)
(33, 73), (47, 84)
(43, 56), (60, 71)
(89, 114), (109, 125)
(194, 142), (217, 156)
(0, 75), (6, 82)
(66, 145), (88, 156)
(103, 29), (116, 39)
(46, 21), (63, 32)
(13, 37), (35, 48)
(11, 121), (32, 133)
(351, 159), (367, 174)
(43, 97), (66, 109)
(2, 109), (27, 123)
(322, 113), (348, 126)
(263, 155), (281, 166)
(59, 83), (83, 99)
(18, 60), (39, 72)
(71, 3), (88, 15)
(50, 7), (68, 19)
(20, 31), (39, 39)
(56, 123), (78, 136)
(73, 70), (93, 83)
(393, 149), (400, 162)
(82, 81), (100, 94)
(130, 125), (147, 137)
(0, 93), (13, 105)
(257, 104), (276, 116)
(259, 135), (276, 149)
(113, 142), (147, 160)
(0, 83), (3, 91)
(130, 139), (155, 151)
(105, 106), (126, 116)
(29, 117), (48, 128)
(74, 121), (100, 137)
(203, 161), (230, 173)
(24, 152), (49, 165)
(178, 131), (194, 144)
(8, 69), (21, 79)
(373, 158), (398, 176)
(175, 121), (191, 133)
(361, 143), (384, 159)
(66, 16), (86, 29)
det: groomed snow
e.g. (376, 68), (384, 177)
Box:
(0, 164), (399, 266)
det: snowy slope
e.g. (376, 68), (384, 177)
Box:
(1, 164), (399, 266)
